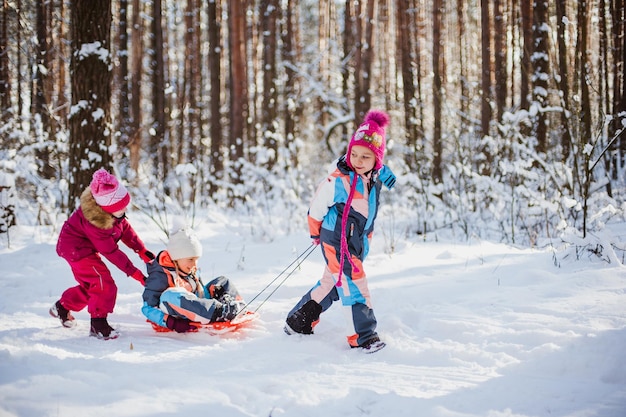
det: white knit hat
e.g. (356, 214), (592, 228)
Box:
(167, 229), (203, 260)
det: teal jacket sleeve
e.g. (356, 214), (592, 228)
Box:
(378, 165), (396, 189)
(142, 301), (167, 327)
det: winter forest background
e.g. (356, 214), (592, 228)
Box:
(1, 0), (626, 258)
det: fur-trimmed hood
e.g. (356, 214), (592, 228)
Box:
(80, 188), (115, 230)
(56, 187), (146, 276)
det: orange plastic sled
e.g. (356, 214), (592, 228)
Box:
(149, 311), (259, 335)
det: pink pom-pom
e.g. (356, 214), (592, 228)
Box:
(91, 168), (117, 195)
(92, 168), (111, 184)
(363, 110), (389, 129)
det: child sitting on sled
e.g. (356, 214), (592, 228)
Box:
(142, 228), (246, 333)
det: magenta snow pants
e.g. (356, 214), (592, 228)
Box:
(59, 253), (118, 318)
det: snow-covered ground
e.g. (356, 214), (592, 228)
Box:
(0, 212), (625, 417)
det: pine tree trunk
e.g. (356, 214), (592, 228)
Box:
(208, 0), (223, 195)
(494, 0), (506, 121)
(0, 0), (10, 114)
(151, 0), (168, 189)
(480, 0), (492, 173)
(532, 0), (549, 154)
(520, 0), (532, 110)
(68, 0), (113, 212)
(432, 0), (443, 183)
(228, 0), (247, 184)
(397, 0), (419, 170)
(282, 0), (301, 167)
(129, 0), (144, 174)
(35, 0), (54, 179)
(260, 0), (279, 169)
(556, 0), (572, 161)
(116, 0), (131, 170)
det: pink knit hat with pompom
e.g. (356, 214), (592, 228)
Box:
(89, 168), (130, 213)
(346, 110), (390, 170)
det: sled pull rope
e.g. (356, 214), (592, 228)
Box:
(236, 243), (317, 317)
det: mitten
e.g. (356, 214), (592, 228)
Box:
(312, 238), (320, 246)
(131, 270), (146, 286)
(139, 250), (155, 263)
(378, 166), (396, 189)
(165, 315), (194, 333)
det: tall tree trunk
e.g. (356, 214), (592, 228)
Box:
(34, 0), (54, 179)
(56, 0), (68, 127)
(245, 0), (257, 152)
(599, 0), (610, 120)
(599, 0), (612, 196)
(415, 0), (424, 161)
(68, 0), (113, 212)
(228, 0), (247, 184)
(494, 0), (506, 121)
(129, 0), (144, 174)
(0, 0), (9, 116)
(615, 0), (626, 160)
(176, 0), (202, 204)
(610, 0), (626, 172)
(183, 0), (201, 165)
(397, 0), (419, 170)
(432, 0), (443, 183)
(520, 0), (532, 110)
(457, 0), (468, 122)
(379, 0), (392, 110)
(260, 0), (279, 169)
(282, 0), (301, 167)
(151, 0), (168, 190)
(207, 0), (223, 195)
(318, 0), (330, 128)
(556, 0), (572, 161)
(353, 0), (363, 121)
(532, 0), (549, 154)
(578, 0), (591, 147)
(116, 0), (131, 176)
(16, 0), (23, 132)
(577, 0), (592, 237)
(341, 0), (354, 142)
(480, 0), (492, 174)
(509, 0), (517, 111)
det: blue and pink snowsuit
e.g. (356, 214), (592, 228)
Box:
(286, 156), (395, 347)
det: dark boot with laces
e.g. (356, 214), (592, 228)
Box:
(284, 300), (323, 335)
(212, 297), (246, 322)
(353, 335), (386, 353)
(49, 301), (76, 328)
(89, 317), (120, 340)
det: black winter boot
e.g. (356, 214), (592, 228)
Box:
(352, 335), (386, 353)
(49, 300), (76, 328)
(284, 300), (323, 335)
(212, 298), (246, 322)
(89, 318), (120, 340)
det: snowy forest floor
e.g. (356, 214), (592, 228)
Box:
(0, 212), (625, 417)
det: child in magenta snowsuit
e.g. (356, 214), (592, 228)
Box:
(142, 228), (246, 333)
(51, 168), (153, 340)
(284, 110), (396, 352)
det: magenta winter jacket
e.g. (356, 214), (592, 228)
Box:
(56, 188), (146, 278)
